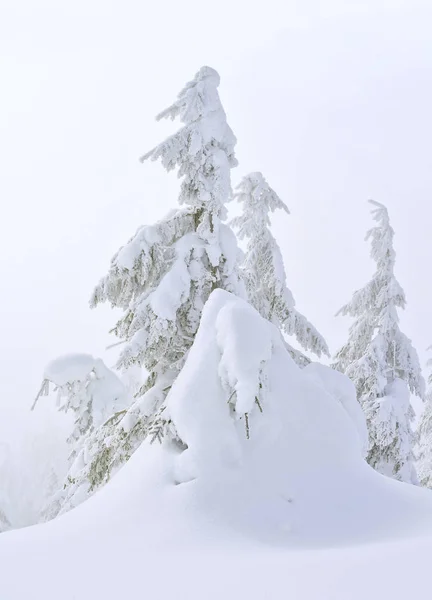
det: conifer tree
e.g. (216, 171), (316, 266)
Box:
(231, 172), (329, 365)
(32, 354), (127, 521)
(33, 354), (126, 461)
(417, 347), (432, 488)
(54, 66), (244, 512)
(0, 444), (11, 532)
(0, 507), (10, 533)
(91, 65), (243, 438)
(333, 200), (424, 483)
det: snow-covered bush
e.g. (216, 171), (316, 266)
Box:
(231, 172), (329, 365)
(333, 201), (424, 483)
(158, 289), (364, 487)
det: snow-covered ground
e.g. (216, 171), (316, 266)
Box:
(1, 437), (432, 599)
(1, 291), (432, 599)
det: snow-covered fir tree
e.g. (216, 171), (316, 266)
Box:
(333, 200), (424, 483)
(54, 66), (244, 512)
(34, 354), (127, 460)
(33, 354), (127, 520)
(0, 507), (10, 533)
(417, 347), (432, 488)
(231, 172), (329, 365)
(90, 65), (243, 442)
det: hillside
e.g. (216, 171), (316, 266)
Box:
(1, 292), (432, 599)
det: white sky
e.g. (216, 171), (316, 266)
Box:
(1, 0), (432, 437)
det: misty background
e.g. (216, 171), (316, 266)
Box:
(1, 0), (431, 524)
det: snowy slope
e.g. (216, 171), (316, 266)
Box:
(1, 291), (432, 599)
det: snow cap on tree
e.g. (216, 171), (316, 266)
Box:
(333, 200), (424, 483)
(141, 66), (238, 241)
(33, 354), (127, 458)
(35, 354), (128, 521)
(231, 171), (329, 362)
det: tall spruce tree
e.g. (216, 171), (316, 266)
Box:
(333, 200), (424, 483)
(53, 66), (244, 514)
(91, 65), (243, 441)
(231, 172), (329, 365)
(417, 347), (432, 487)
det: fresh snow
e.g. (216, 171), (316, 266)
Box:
(2, 291), (432, 599)
(44, 353), (97, 387)
(40, 353), (127, 432)
(304, 362), (369, 457)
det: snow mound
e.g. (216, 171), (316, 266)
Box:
(304, 362), (369, 456)
(2, 291), (432, 600)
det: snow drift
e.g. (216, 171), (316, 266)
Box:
(1, 291), (432, 600)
